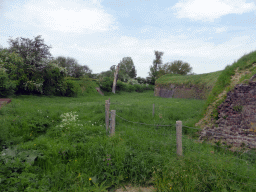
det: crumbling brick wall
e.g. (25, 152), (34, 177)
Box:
(199, 77), (256, 149)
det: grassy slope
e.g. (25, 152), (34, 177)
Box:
(156, 70), (222, 88)
(155, 50), (256, 126)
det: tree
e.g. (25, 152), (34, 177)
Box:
(153, 50), (164, 70)
(53, 56), (92, 78)
(0, 49), (25, 81)
(148, 50), (164, 84)
(166, 60), (192, 75)
(6, 35), (54, 80)
(117, 57), (137, 81)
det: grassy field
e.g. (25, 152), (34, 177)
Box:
(155, 70), (222, 88)
(0, 90), (256, 191)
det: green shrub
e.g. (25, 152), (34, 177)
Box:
(134, 84), (143, 92)
(65, 80), (79, 97)
(0, 67), (16, 97)
(0, 49), (25, 81)
(127, 84), (135, 92)
(116, 80), (127, 92)
(99, 76), (113, 92)
(41, 62), (68, 96)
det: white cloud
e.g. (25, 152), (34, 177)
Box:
(4, 0), (118, 33)
(215, 27), (227, 33)
(170, 0), (256, 22)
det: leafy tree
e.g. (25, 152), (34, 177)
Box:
(0, 67), (16, 97)
(117, 57), (137, 81)
(153, 50), (164, 70)
(53, 56), (92, 78)
(164, 60), (192, 75)
(148, 50), (164, 84)
(135, 77), (147, 84)
(0, 49), (25, 81)
(6, 35), (54, 81)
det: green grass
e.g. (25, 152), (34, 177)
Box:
(155, 70), (222, 88)
(0, 90), (256, 191)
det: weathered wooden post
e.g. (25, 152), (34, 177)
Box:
(176, 121), (183, 157)
(105, 100), (110, 135)
(110, 110), (116, 136)
(112, 64), (120, 93)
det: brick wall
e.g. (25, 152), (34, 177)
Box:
(199, 79), (256, 149)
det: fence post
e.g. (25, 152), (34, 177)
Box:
(152, 103), (155, 117)
(105, 100), (110, 135)
(176, 121), (183, 157)
(110, 110), (116, 136)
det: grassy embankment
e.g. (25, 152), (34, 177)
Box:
(0, 74), (256, 191)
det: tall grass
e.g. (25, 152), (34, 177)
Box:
(0, 90), (256, 191)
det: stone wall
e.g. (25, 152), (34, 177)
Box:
(154, 84), (212, 100)
(199, 77), (256, 149)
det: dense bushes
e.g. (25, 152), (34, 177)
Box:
(100, 78), (154, 93)
(0, 68), (16, 98)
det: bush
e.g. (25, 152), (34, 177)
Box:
(135, 77), (147, 84)
(41, 62), (68, 96)
(65, 80), (79, 97)
(0, 67), (16, 97)
(127, 78), (139, 85)
(134, 84), (143, 92)
(0, 49), (25, 81)
(99, 76), (113, 92)
(116, 80), (127, 92)
(126, 84), (135, 92)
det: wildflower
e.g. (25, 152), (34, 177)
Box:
(34, 144), (36, 146)
(170, 187), (172, 190)
(89, 178), (92, 181)
(75, 160), (77, 161)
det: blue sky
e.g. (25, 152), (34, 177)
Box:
(1, 0), (256, 78)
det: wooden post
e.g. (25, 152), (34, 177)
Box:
(105, 100), (110, 135)
(152, 103), (155, 117)
(110, 110), (116, 136)
(112, 65), (120, 93)
(176, 121), (183, 157)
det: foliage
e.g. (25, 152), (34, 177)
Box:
(53, 56), (92, 78)
(41, 61), (68, 96)
(117, 57), (137, 81)
(127, 78), (139, 85)
(0, 67), (16, 98)
(0, 49), (25, 81)
(159, 60), (192, 75)
(148, 65), (157, 85)
(135, 77), (147, 84)
(99, 76), (113, 92)
(233, 105), (243, 112)
(148, 50), (164, 85)
(6, 35), (54, 81)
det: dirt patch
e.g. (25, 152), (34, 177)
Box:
(114, 185), (155, 192)
(0, 98), (11, 109)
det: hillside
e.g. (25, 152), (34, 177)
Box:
(155, 50), (256, 149)
(156, 70), (222, 88)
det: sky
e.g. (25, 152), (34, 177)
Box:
(1, 0), (256, 78)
